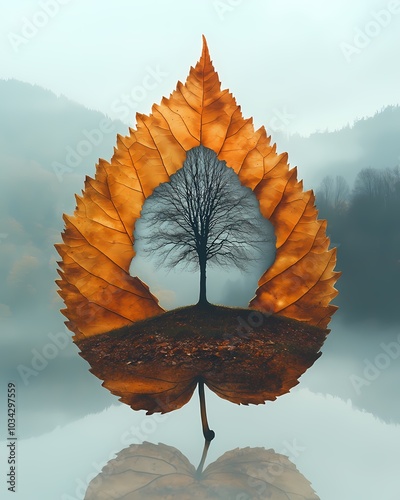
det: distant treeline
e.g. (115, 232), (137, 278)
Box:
(316, 167), (400, 324)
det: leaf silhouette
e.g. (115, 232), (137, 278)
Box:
(85, 442), (320, 500)
(56, 36), (339, 340)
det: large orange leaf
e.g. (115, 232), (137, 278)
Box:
(56, 37), (340, 421)
(56, 36), (339, 341)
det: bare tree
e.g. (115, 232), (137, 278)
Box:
(354, 168), (381, 199)
(318, 175), (334, 207)
(354, 166), (400, 209)
(317, 175), (350, 211)
(333, 176), (350, 210)
(136, 145), (272, 306)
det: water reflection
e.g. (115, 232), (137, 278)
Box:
(85, 441), (319, 499)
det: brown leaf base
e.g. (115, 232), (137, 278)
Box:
(76, 304), (328, 414)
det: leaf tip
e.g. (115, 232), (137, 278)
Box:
(201, 34), (209, 52)
(201, 35), (211, 65)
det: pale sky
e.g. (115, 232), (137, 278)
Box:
(1, 0), (399, 136)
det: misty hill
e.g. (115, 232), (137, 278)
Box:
(274, 105), (400, 188)
(0, 79), (127, 181)
(0, 80), (129, 311)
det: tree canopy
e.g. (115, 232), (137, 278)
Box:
(135, 145), (273, 305)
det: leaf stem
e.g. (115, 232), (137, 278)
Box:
(195, 438), (211, 478)
(198, 378), (215, 442)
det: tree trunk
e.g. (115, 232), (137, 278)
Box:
(198, 252), (208, 306)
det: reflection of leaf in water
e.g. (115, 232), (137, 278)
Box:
(85, 442), (320, 500)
